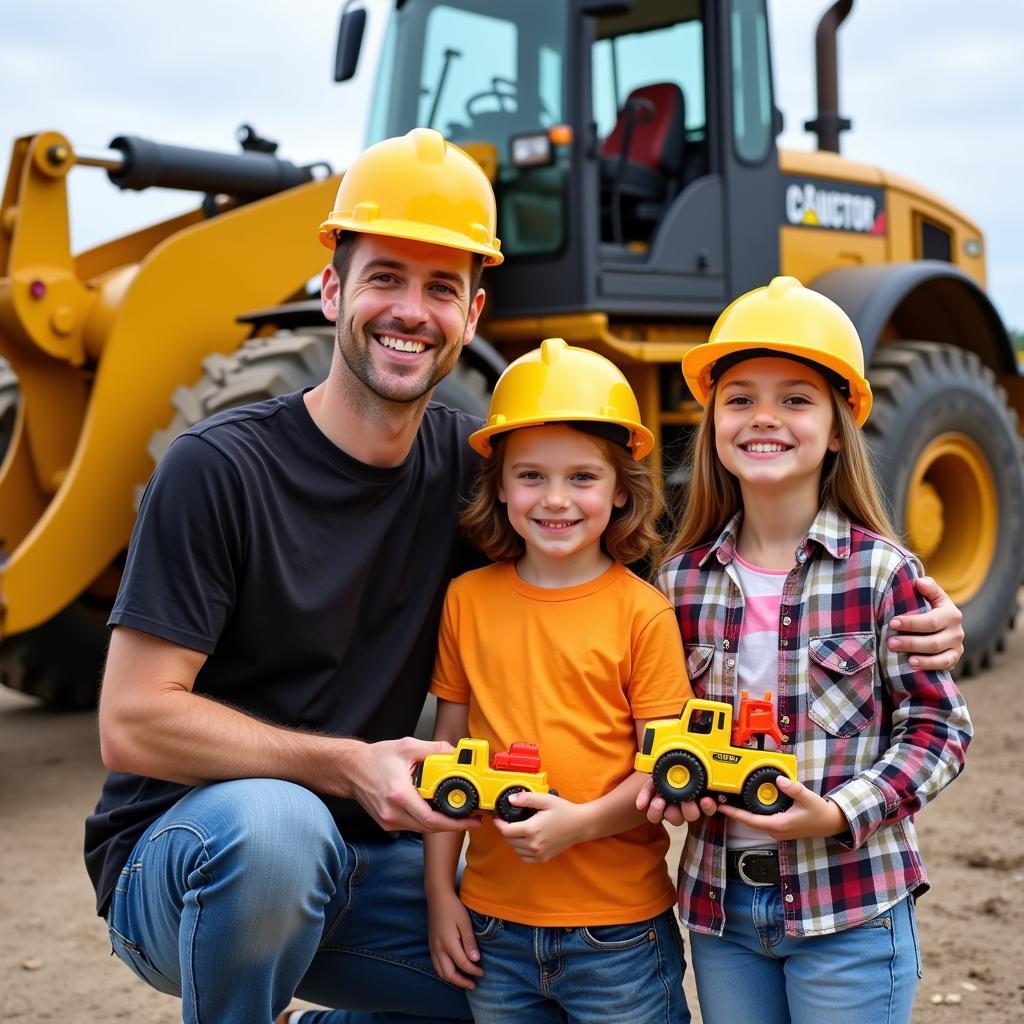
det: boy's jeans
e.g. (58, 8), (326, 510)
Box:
(105, 778), (471, 1024)
(463, 907), (691, 1024)
(688, 879), (921, 1024)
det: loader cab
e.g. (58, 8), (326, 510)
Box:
(361, 0), (780, 319)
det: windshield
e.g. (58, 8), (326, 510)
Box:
(367, 0), (569, 258)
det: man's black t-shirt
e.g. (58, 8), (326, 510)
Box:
(84, 390), (482, 916)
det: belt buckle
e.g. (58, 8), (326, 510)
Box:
(737, 849), (775, 887)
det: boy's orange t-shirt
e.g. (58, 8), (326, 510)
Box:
(430, 560), (692, 926)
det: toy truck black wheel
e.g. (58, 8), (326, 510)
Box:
(433, 777), (480, 818)
(653, 751), (706, 803)
(741, 767), (792, 815)
(496, 785), (538, 823)
(864, 342), (1024, 676)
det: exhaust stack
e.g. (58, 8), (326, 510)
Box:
(803, 0), (853, 153)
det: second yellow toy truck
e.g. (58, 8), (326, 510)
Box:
(635, 695), (798, 815)
(416, 739), (553, 823)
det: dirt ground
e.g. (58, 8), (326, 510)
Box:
(1, 618), (1021, 1023)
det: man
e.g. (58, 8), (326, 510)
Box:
(85, 128), (965, 1024)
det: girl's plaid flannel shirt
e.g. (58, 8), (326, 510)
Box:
(659, 506), (972, 937)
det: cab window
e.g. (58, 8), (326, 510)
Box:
(687, 708), (714, 735)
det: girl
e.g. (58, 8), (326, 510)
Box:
(425, 338), (693, 1024)
(658, 276), (972, 1024)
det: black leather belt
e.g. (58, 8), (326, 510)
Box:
(726, 849), (780, 886)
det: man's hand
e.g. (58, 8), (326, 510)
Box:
(717, 776), (846, 841)
(344, 737), (480, 834)
(635, 777), (716, 825)
(492, 792), (588, 863)
(888, 576), (965, 672)
(427, 888), (483, 989)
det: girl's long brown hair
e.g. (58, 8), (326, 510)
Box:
(664, 385), (898, 560)
(461, 429), (664, 566)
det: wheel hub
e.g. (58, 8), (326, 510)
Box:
(757, 782), (779, 806)
(905, 433), (997, 604)
(666, 764), (690, 788)
(447, 789), (467, 809)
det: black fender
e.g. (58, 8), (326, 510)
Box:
(809, 261), (1017, 375)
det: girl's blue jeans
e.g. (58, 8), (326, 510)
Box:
(105, 778), (472, 1024)
(688, 877), (922, 1024)
(463, 907), (691, 1023)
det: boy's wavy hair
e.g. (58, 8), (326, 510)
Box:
(461, 426), (664, 566)
(664, 384), (898, 560)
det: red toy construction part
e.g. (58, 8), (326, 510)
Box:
(491, 741), (542, 773)
(732, 690), (786, 749)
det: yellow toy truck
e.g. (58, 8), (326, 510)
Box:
(415, 739), (552, 823)
(635, 694), (798, 815)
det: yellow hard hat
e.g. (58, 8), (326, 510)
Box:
(683, 276), (872, 426)
(319, 127), (503, 265)
(469, 338), (654, 459)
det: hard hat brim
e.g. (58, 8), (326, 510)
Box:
(682, 339), (872, 426)
(319, 217), (504, 266)
(469, 415), (655, 460)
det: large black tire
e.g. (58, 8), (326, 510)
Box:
(146, 330), (336, 466)
(864, 342), (1024, 676)
(0, 355), (18, 466)
(0, 600), (108, 710)
(146, 328), (491, 469)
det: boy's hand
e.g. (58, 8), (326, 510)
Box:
(427, 889), (483, 989)
(888, 577), (964, 672)
(635, 777), (718, 825)
(493, 792), (586, 863)
(717, 776), (846, 841)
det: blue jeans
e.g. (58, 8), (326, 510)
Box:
(464, 908), (690, 1024)
(106, 778), (472, 1024)
(688, 879), (921, 1024)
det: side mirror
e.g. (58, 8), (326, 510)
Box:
(772, 105), (785, 137)
(334, 3), (367, 83)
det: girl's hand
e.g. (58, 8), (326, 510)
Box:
(492, 792), (587, 862)
(717, 775), (847, 841)
(427, 888), (483, 989)
(635, 777), (717, 825)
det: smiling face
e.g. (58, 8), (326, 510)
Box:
(713, 356), (841, 501)
(497, 424), (627, 582)
(321, 233), (485, 405)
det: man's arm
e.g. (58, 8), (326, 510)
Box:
(98, 626), (475, 834)
(887, 576), (965, 672)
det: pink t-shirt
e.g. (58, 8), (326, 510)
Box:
(729, 552), (786, 850)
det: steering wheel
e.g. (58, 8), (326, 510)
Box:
(465, 77), (552, 121)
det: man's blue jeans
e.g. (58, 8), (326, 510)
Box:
(688, 878), (922, 1024)
(463, 908), (690, 1024)
(105, 778), (472, 1024)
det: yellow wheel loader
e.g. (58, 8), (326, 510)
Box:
(1, 0), (1021, 706)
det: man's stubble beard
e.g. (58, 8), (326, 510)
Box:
(334, 316), (464, 408)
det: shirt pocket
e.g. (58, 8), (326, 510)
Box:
(684, 644), (715, 698)
(807, 632), (877, 737)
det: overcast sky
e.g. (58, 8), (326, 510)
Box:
(2, 1), (1021, 330)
